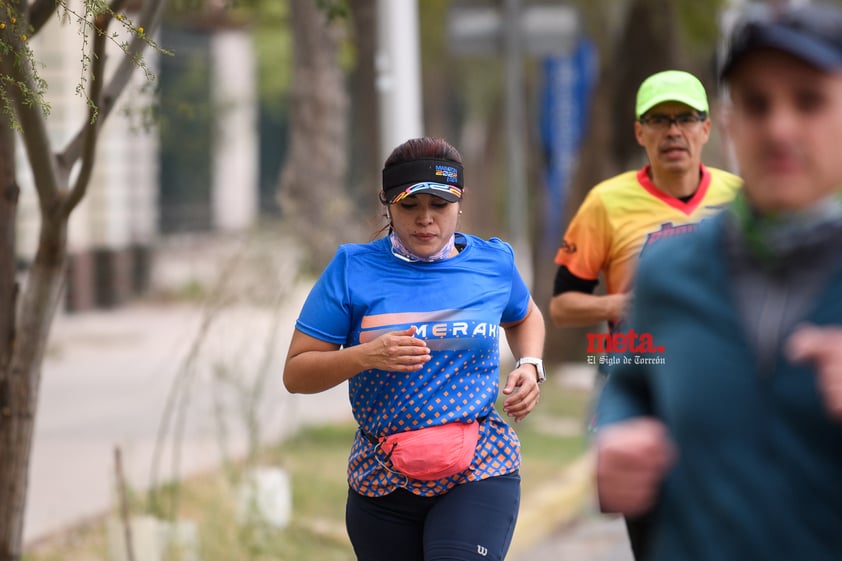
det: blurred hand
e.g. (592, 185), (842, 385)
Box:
(595, 417), (676, 517)
(787, 323), (842, 421)
(367, 326), (431, 372)
(501, 365), (541, 423)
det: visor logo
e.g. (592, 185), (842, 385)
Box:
(435, 165), (459, 183)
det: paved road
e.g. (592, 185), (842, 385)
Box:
(26, 280), (352, 544)
(511, 503), (635, 561)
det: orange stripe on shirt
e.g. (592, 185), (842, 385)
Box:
(360, 310), (461, 329)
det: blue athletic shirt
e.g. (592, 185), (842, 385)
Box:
(295, 233), (531, 497)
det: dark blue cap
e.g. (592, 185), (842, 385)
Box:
(720, 2), (842, 81)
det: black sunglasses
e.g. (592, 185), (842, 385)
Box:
(638, 112), (707, 130)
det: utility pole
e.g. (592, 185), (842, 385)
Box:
(502, 0), (531, 286)
(376, 0), (424, 161)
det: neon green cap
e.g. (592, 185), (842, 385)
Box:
(635, 70), (709, 119)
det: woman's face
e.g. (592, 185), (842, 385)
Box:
(390, 194), (460, 258)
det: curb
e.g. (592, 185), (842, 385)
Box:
(508, 452), (595, 557)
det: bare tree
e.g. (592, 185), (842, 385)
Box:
(0, 1), (167, 558)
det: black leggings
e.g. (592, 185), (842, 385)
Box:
(345, 472), (520, 561)
(625, 511), (654, 561)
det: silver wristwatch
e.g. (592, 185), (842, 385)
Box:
(515, 357), (546, 384)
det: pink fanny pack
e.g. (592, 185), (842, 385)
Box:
(369, 420), (481, 481)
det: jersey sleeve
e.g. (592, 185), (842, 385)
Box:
(493, 239), (531, 324)
(295, 247), (353, 345)
(553, 189), (611, 282)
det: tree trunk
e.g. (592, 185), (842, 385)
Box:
(0, 113), (68, 560)
(347, 0), (381, 222)
(0, 215), (67, 561)
(0, 98), (23, 561)
(0, 7), (68, 553)
(277, 1), (358, 272)
(0, 99), (17, 378)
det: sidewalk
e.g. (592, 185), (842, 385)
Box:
(510, 506), (634, 561)
(26, 278), (597, 551)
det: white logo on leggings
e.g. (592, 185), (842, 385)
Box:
(477, 544), (488, 556)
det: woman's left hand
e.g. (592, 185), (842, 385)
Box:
(501, 365), (541, 422)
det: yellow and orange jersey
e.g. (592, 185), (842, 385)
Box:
(554, 164), (741, 295)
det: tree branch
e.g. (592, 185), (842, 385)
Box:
(27, 0), (59, 35)
(58, 0), (169, 170)
(65, 0), (124, 214)
(0, 23), (62, 216)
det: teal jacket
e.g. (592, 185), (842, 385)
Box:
(598, 212), (842, 561)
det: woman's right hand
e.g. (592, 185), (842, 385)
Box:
(368, 326), (431, 372)
(284, 327), (431, 394)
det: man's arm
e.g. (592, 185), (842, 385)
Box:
(595, 417), (675, 516)
(550, 290), (631, 327)
(549, 265), (630, 327)
(593, 351), (674, 516)
(590, 253), (671, 516)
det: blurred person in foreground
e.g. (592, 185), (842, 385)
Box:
(549, 69), (741, 558)
(283, 136), (545, 561)
(594, 3), (842, 560)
